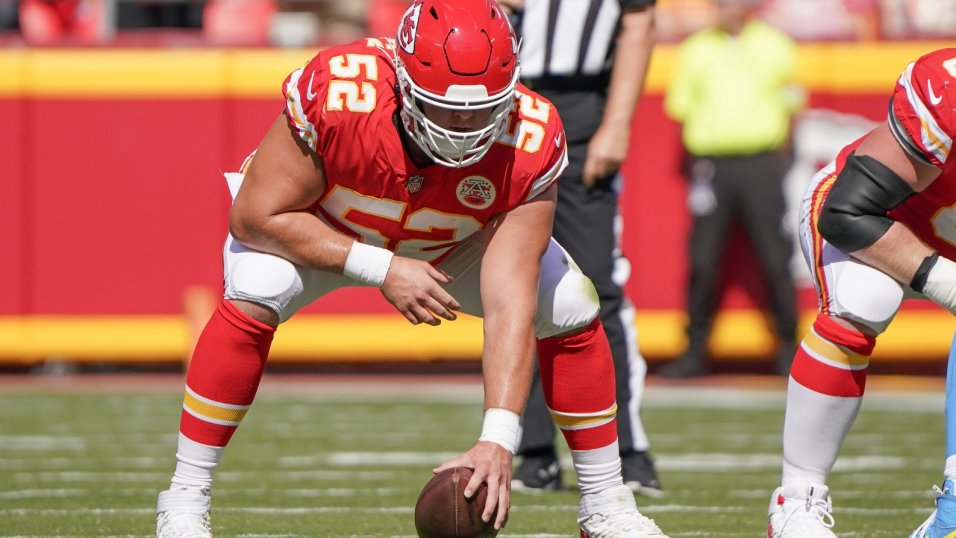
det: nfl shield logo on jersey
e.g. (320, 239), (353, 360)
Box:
(406, 175), (424, 194)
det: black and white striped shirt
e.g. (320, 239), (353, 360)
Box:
(514, 0), (655, 85)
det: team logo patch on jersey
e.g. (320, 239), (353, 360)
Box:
(398, 0), (423, 54)
(456, 176), (496, 209)
(406, 174), (424, 193)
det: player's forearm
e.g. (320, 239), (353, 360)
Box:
(852, 222), (933, 285)
(230, 209), (354, 274)
(477, 193), (553, 412)
(601, 7), (655, 132)
(480, 309), (536, 414)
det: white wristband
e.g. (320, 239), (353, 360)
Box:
(478, 408), (520, 455)
(924, 256), (956, 315)
(343, 241), (394, 288)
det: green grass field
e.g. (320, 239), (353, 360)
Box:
(0, 374), (947, 537)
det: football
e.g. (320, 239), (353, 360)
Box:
(414, 467), (499, 538)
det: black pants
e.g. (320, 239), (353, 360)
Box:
(683, 152), (798, 362)
(518, 88), (646, 455)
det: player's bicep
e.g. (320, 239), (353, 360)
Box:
(817, 124), (939, 255)
(856, 123), (941, 192)
(231, 115), (327, 233)
(480, 186), (556, 313)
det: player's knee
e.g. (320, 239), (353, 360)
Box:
(228, 299), (279, 327)
(535, 267), (601, 339)
(225, 253), (303, 320)
(831, 263), (903, 333)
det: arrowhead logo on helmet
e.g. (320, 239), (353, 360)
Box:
(397, 0), (423, 55)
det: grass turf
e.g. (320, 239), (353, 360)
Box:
(0, 376), (945, 537)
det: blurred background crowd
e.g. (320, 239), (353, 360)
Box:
(0, 0), (953, 48)
(3, 0), (955, 373)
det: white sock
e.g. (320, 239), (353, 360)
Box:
(170, 433), (223, 489)
(944, 455), (956, 486)
(781, 378), (861, 489)
(571, 441), (623, 495)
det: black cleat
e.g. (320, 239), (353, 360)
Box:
(512, 452), (563, 493)
(657, 356), (710, 378)
(622, 451), (663, 498)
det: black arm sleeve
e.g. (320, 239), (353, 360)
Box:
(817, 152), (915, 254)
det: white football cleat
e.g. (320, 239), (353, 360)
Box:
(156, 485), (213, 538)
(578, 484), (669, 537)
(767, 483), (836, 538)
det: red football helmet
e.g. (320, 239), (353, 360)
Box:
(394, 0), (520, 168)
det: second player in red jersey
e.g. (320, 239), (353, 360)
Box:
(768, 48), (956, 538)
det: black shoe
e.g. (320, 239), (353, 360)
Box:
(622, 451), (663, 498)
(657, 356), (710, 378)
(511, 452), (563, 493)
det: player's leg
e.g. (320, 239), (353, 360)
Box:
(551, 161), (660, 495)
(511, 140), (600, 493)
(659, 156), (735, 378)
(736, 152), (798, 375)
(616, 298), (659, 494)
(769, 167), (903, 538)
(440, 237), (668, 535)
(157, 177), (354, 537)
(534, 239), (668, 537)
(909, 331), (956, 537)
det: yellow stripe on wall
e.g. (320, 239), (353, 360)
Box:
(645, 41), (956, 93)
(0, 309), (952, 364)
(0, 48), (313, 98)
(1, 42), (953, 98)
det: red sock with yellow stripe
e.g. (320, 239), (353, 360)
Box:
(782, 314), (876, 487)
(170, 300), (275, 488)
(537, 319), (622, 494)
(791, 314), (875, 397)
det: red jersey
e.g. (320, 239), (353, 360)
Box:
(830, 48), (956, 258)
(281, 37), (568, 263)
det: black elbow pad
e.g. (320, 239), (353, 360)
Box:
(817, 153), (915, 254)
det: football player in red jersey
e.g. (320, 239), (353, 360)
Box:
(155, 1), (669, 537)
(767, 48), (956, 538)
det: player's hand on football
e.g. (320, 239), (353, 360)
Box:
(380, 257), (460, 325)
(434, 441), (512, 530)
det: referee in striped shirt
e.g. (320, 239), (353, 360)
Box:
(498, 0), (661, 496)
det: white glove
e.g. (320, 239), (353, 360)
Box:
(922, 256), (956, 315)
